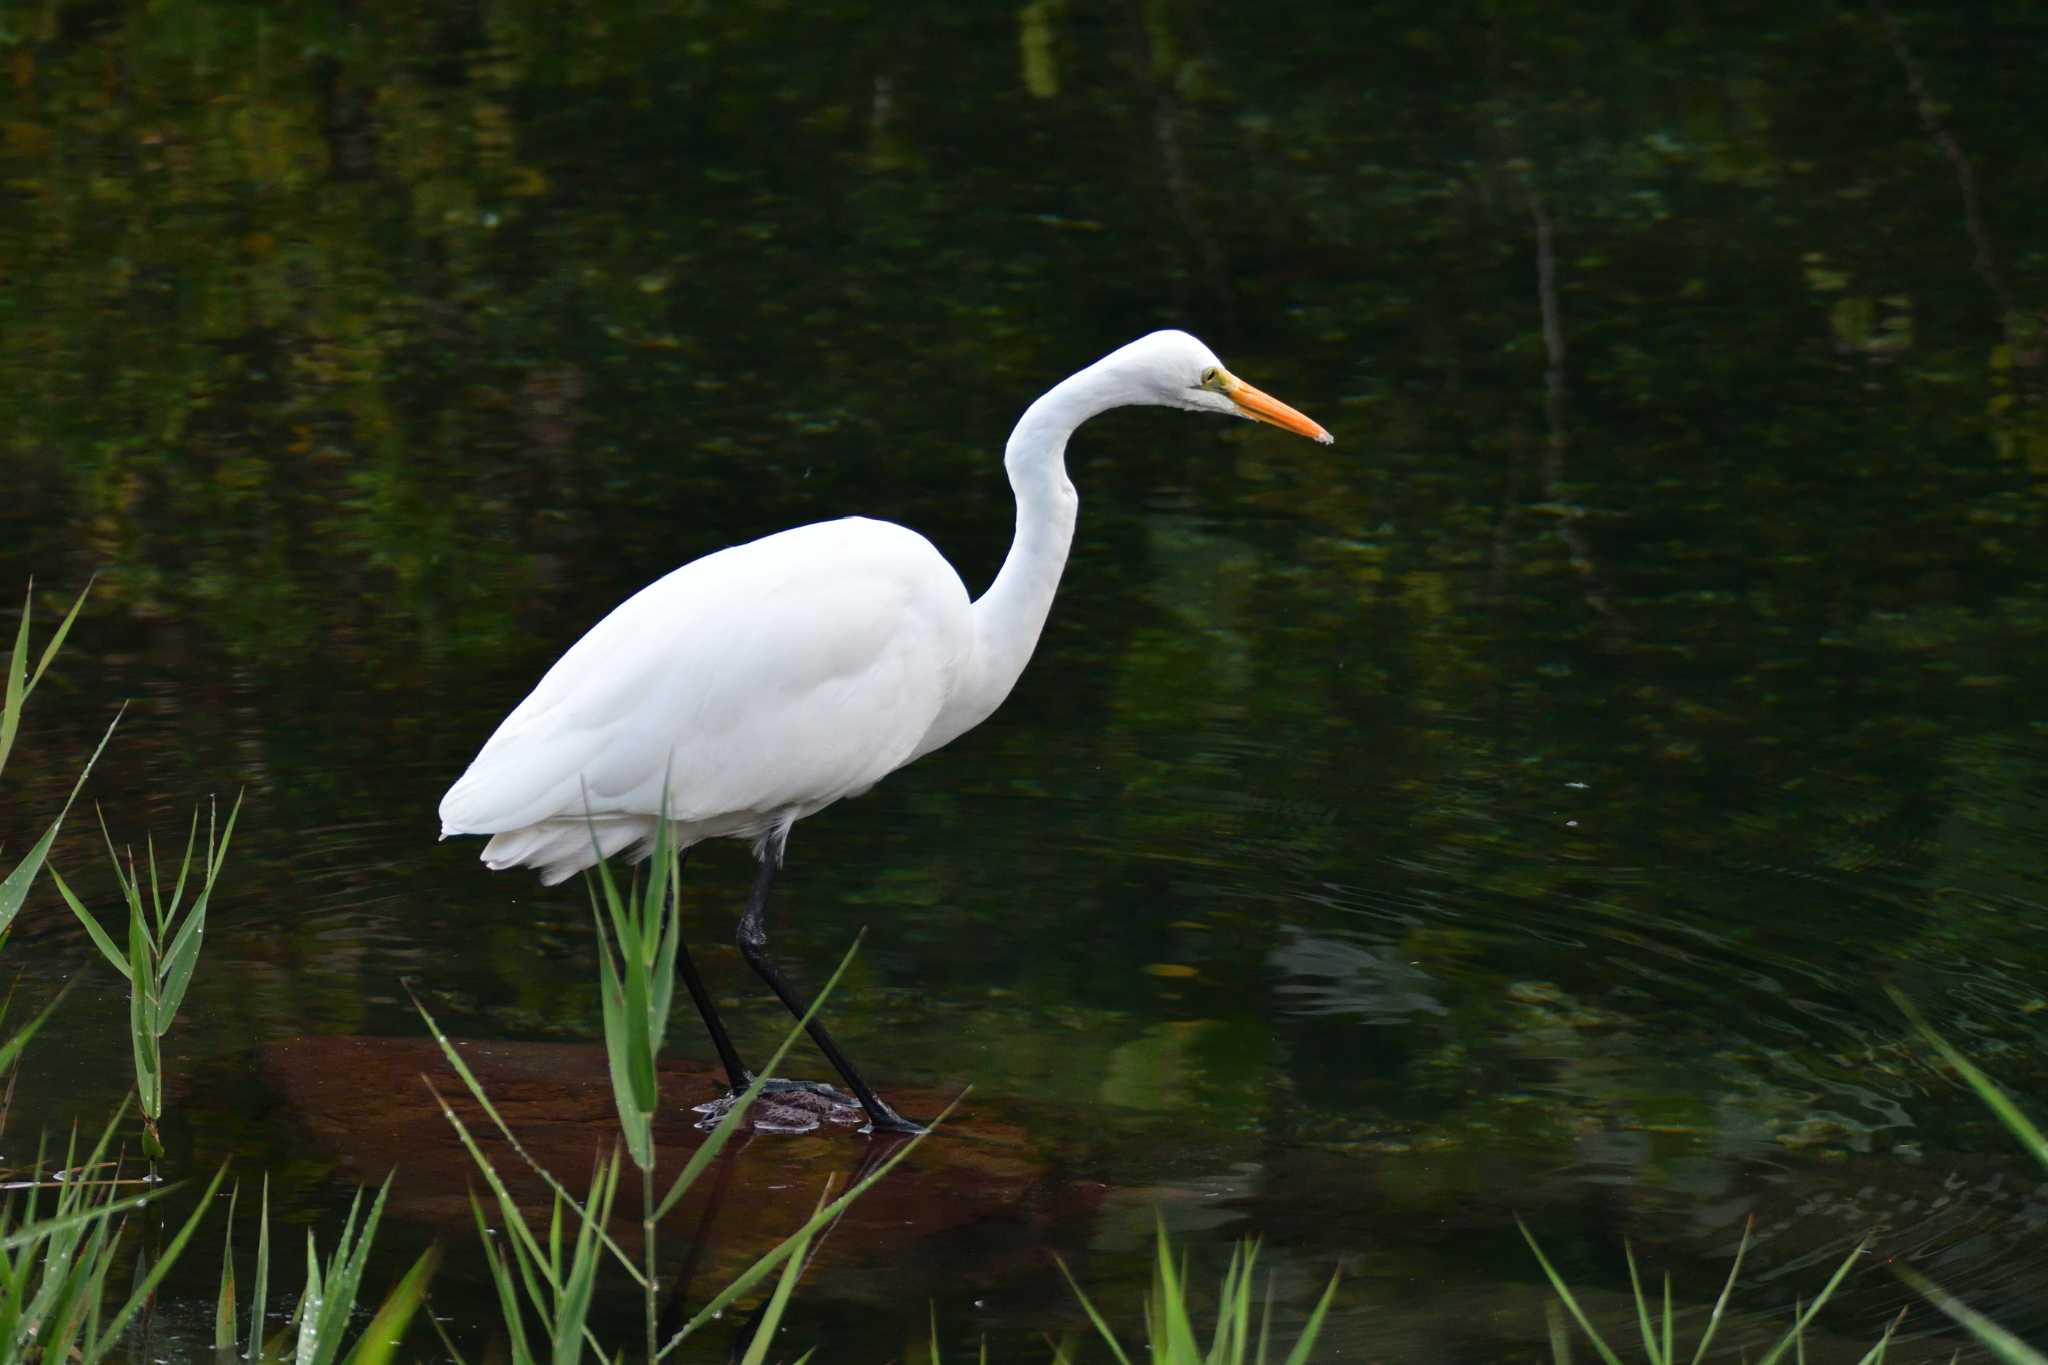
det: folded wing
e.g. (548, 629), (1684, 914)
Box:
(438, 518), (974, 855)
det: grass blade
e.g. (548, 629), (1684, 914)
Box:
(654, 936), (868, 1223)
(1052, 1258), (1135, 1365)
(1276, 1264), (1341, 1365)
(1690, 1218), (1751, 1365)
(410, 991), (639, 1282)
(617, 927), (658, 1116)
(83, 1163), (228, 1361)
(1662, 1272), (1674, 1365)
(290, 1179), (402, 1365)
(49, 868), (132, 979)
(1209, 1241), (1248, 1365)
(1754, 1238), (1868, 1365)
(1892, 1268), (2039, 1358)
(593, 924), (654, 1172)
(0, 711), (121, 940)
(1854, 1307), (1907, 1365)
(736, 1186), (826, 1365)
(550, 1152), (621, 1364)
(26, 579), (90, 693)
(648, 839), (680, 1044)
(659, 1094), (959, 1354)
(162, 812), (196, 940)
(1520, 1217), (1628, 1365)
(0, 579), (90, 778)
(1258, 1270), (1275, 1365)
(1151, 1219), (1198, 1364)
(1546, 1300), (1575, 1365)
(126, 880), (161, 1120)
(0, 582), (33, 778)
(1891, 987), (2048, 1171)
(338, 1244), (441, 1365)
(299, 1228), (326, 1361)
(0, 1177), (172, 1255)
(216, 1181), (241, 1354)
(1624, 1243), (1661, 1365)
(159, 794), (241, 1031)
(469, 1188), (534, 1365)
(0, 980), (74, 1082)
(251, 1174), (271, 1358)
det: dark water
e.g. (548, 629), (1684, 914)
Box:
(3, 1), (2046, 1359)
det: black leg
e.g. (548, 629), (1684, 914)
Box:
(671, 852), (754, 1090)
(736, 855), (925, 1134)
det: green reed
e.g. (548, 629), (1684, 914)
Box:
(1889, 988), (2048, 1365)
(0, 581), (441, 1359)
(52, 794), (242, 1156)
(0, 581), (114, 952)
(415, 849), (947, 1362)
(1051, 1223), (1339, 1365)
(4, 577), (1343, 1365)
(206, 1172), (437, 1364)
(0, 579), (89, 782)
(0, 581), (228, 1363)
(0, 1102), (225, 1362)
(1520, 1216), (1884, 1365)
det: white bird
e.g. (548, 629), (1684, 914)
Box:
(440, 330), (1332, 1133)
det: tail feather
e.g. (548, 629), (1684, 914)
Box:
(480, 818), (656, 885)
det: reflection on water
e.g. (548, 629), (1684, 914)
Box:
(2, 0), (2045, 1358)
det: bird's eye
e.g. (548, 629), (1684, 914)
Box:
(1199, 366), (1219, 388)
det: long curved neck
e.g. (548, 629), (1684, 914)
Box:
(916, 363), (1133, 757)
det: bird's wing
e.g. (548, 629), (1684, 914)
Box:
(438, 518), (973, 836)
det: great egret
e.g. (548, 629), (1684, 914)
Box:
(440, 330), (1332, 1133)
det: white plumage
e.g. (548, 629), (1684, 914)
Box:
(440, 518), (971, 881)
(437, 330), (1331, 1133)
(439, 330), (1331, 885)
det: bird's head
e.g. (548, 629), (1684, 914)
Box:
(1105, 330), (1334, 445)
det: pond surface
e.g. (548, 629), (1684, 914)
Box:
(2, 2), (2046, 1360)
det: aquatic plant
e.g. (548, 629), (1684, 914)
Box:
(1, 580), (436, 1362)
(208, 1173), (438, 1364)
(1051, 1225), (1340, 1365)
(51, 793), (242, 1156)
(1520, 1218), (1884, 1365)
(1890, 989), (2048, 1364)
(0, 1103), (226, 1363)
(415, 827), (946, 1362)
(3, 576), (1343, 1365)
(0, 581), (108, 953)
(0, 581), (243, 1360)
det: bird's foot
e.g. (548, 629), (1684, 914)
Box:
(860, 1103), (927, 1137)
(692, 1078), (866, 1135)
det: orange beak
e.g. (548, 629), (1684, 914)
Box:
(1220, 371), (1334, 445)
